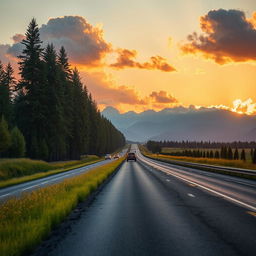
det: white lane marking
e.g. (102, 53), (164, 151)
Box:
(188, 193), (195, 198)
(166, 179), (170, 182)
(41, 181), (49, 185)
(22, 184), (39, 191)
(139, 156), (256, 212)
(0, 193), (11, 198)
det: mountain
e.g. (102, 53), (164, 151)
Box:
(102, 106), (256, 142)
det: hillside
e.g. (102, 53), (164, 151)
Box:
(102, 106), (256, 142)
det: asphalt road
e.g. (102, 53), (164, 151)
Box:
(0, 150), (126, 203)
(43, 145), (256, 256)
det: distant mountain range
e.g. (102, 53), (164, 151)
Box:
(102, 106), (256, 142)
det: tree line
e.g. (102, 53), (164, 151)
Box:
(146, 141), (256, 163)
(0, 18), (125, 161)
(152, 140), (256, 149)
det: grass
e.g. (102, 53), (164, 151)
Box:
(152, 154), (256, 170)
(0, 156), (101, 189)
(139, 145), (256, 171)
(0, 157), (124, 256)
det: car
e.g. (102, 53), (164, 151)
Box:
(113, 154), (120, 159)
(127, 152), (136, 162)
(105, 154), (112, 160)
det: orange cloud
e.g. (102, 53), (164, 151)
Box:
(81, 71), (146, 107)
(181, 9), (256, 64)
(150, 91), (178, 103)
(110, 48), (176, 72)
(80, 70), (179, 112)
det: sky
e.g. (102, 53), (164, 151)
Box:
(1, 0), (256, 113)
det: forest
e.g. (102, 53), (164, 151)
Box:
(0, 19), (125, 161)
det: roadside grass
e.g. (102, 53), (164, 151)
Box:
(0, 156), (101, 189)
(139, 145), (256, 171)
(152, 154), (256, 170)
(0, 157), (124, 256)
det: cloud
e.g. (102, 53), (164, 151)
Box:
(232, 98), (256, 115)
(80, 70), (179, 112)
(181, 9), (256, 64)
(6, 16), (175, 71)
(0, 44), (11, 64)
(82, 71), (146, 108)
(8, 16), (112, 67)
(149, 91), (178, 103)
(12, 34), (25, 43)
(110, 48), (176, 72)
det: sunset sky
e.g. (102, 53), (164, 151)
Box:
(1, 0), (256, 113)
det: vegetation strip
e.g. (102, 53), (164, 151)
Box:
(146, 155), (256, 180)
(0, 157), (102, 189)
(0, 157), (124, 256)
(139, 145), (256, 180)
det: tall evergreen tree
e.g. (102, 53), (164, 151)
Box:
(17, 18), (46, 158)
(69, 68), (89, 159)
(240, 149), (246, 161)
(43, 43), (67, 160)
(253, 149), (256, 164)
(0, 62), (13, 123)
(234, 148), (239, 160)
(227, 147), (233, 160)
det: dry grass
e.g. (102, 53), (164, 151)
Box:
(152, 154), (256, 170)
(0, 157), (124, 256)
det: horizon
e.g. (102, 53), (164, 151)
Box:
(1, 0), (256, 114)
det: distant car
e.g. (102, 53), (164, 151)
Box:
(113, 154), (120, 159)
(105, 154), (112, 160)
(127, 152), (136, 162)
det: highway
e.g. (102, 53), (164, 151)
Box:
(37, 144), (256, 256)
(0, 151), (126, 203)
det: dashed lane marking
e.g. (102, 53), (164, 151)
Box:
(188, 193), (195, 198)
(22, 184), (39, 191)
(139, 156), (256, 212)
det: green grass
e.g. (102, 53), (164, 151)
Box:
(0, 157), (124, 256)
(0, 156), (101, 189)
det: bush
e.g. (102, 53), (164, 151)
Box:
(9, 127), (26, 158)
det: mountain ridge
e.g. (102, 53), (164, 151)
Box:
(102, 106), (256, 142)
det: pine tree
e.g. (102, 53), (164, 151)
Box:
(234, 148), (239, 160)
(69, 68), (89, 159)
(43, 44), (67, 160)
(9, 127), (26, 157)
(253, 149), (256, 164)
(240, 149), (246, 161)
(0, 116), (11, 155)
(228, 147), (233, 160)
(0, 62), (13, 123)
(214, 150), (220, 158)
(17, 18), (46, 158)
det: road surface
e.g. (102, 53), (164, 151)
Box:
(39, 145), (256, 256)
(0, 149), (126, 202)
